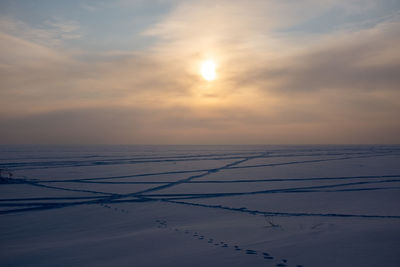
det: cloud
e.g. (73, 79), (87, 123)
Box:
(44, 19), (82, 40)
(0, 17), (82, 47)
(239, 20), (400, 94)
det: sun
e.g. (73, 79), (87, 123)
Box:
(201, 60), (216, 81)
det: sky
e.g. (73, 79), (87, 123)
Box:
(0, 0), (399, 144)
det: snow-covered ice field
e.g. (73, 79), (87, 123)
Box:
(1, 145), (400, 267)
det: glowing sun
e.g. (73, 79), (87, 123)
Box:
(201, 60), (216, 81)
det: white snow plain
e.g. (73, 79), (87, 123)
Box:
(0, 145), (399, 267)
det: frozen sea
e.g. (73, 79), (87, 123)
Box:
(1, 145), (400, 267)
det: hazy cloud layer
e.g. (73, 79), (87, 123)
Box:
(0, 1), (399, 144)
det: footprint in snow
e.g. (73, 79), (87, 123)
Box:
(155, 221), (304, 267)
(245, 249), (257, 255)
(276, 260), (288, 267)
(263, 252), (273, 260)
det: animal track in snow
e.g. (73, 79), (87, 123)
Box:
(154, 219), (303, 266)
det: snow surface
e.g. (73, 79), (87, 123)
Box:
(1, 145), (400, 267)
